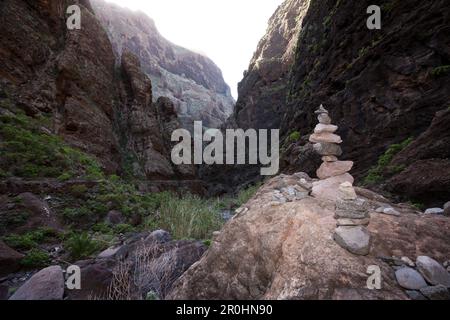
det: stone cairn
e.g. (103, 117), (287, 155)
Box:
(310, 105), (371, 256)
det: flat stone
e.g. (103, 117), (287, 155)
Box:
(318, 113), (332, 124)
(395, 267), (428, 290)
(311, 173), (354, 202)
(337, 218), (370, 227)
(317, 161), (353, 179)
(405, 290), (427, 300)
(424, 208), (444, 215)
(322, 156), (338, 162)
(339, 182), (357, 200)
(314, 124), (338, 134)
(313, 143), (342, 156)
(416, 256), (450, 287)
(333, 226), (371, 256)
(383, 208), (401, 216)
(335, 198), (369, 219)
(314, 104), (328, 114)
(420, 285), (450, 300)
(9, 266), (64, 300)
(309, 133), (342, 144)
(444, 201), (450, 216)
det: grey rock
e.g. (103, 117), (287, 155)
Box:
(401, 256), (415, 267)
(420, 285), (450, 300)
(395, 267), (427, 290)
(335, 198), (369, 219)
(405, 290), (427, 300)
(314, 104), (329, 115)
(443, 201), (450, 216)
(333, 226), (371, 256)
(313, 142), (342, 157)
(416, 256), (450, 287)
(0, 240), (24, 277)
(9, 266), (64, 300)
(318, 113), (332, 125)
(424, 208), (444, 215)
(383, 208), (401, 216)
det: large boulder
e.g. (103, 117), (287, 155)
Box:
(9, 266), (64, 300)
(168, 173), (450, 300)
(0, 240), (24, 277)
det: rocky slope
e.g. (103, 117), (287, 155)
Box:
(169, 173), (450, 300)
(225, 0), (450, 207)
(91, 0), (234, 130)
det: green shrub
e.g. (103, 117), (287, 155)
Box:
(21, 249), (50, 268)
(3, 228), (59, 250)
(65, 232), (101, 260)
(289, 131), (301, 142)
(113, 223), (135, 234)
(431, 65), (450, 77)
(363, 138), (413, 185)
(149, 193), (223, 240)
(0, 112), (104, 180)
(70, 184), (89, 197)
(237, 183), (262, 206)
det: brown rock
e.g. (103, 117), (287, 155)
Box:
(317, 161), (354, 179)
(337, 218), (370, 227)
(0, 241), (24, 277)
(314, 124), (338, 134)
(322, 156), (338, 162)
(168, 173), (450, 300)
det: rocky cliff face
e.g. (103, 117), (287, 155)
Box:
(226, 0), (311, 130)
(0, 0), (196, 186)
(227, 0), (450, 207)
(91, 0), (234, 130)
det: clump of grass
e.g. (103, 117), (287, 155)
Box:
(147, 193), (223, 240)
(364, 137), (413, 185)
(21, 249), (50, 268)
(236, 183), (262, 206)
(65, 232), (102, 260)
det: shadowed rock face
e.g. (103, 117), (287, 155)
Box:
(0, 0), (198, 184)
(226, 0), (311, 131)
(91, 0), (234, 130)
(221, 0), (449, 206)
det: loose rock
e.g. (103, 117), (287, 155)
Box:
(313, 142), (343, 157)
(416, 256), (450, 287)
(395, 267), (427, 290)
(444, 201), (450, 216)
(420, 285), (450, 300)
(316, 161), (353, 179)
(424, 208), (444, 215)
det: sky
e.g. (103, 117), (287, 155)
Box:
(104, 0), (284, 99)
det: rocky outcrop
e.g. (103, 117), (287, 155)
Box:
(227, 0), (311, 130)
(0, 241), (24, 277)
(91, 0), (234, 130)
(279, 0), (450, 206)
(0, 0), (198, 185)
(168, 173), (450, 300)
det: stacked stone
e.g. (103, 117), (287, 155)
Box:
(310, 105), (353, 180)
(310, 105), (371, 256)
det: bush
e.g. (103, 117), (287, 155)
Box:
(289, 131), (301, 142)
(430, 65), (450, 77)
(363, 138), (413, 185)
(148, 193), (223, 240)
(21, 249), (50, 268)
(237, 183), (261, 206)
(65, 232), (102, 260)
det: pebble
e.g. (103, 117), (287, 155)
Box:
(420, 285), (450, 300)
(395, 267), (427, 290)
(416, 256), (450, 287)
(333, 226), (371, 256)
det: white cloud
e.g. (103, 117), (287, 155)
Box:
(103, 0), (284, 99)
